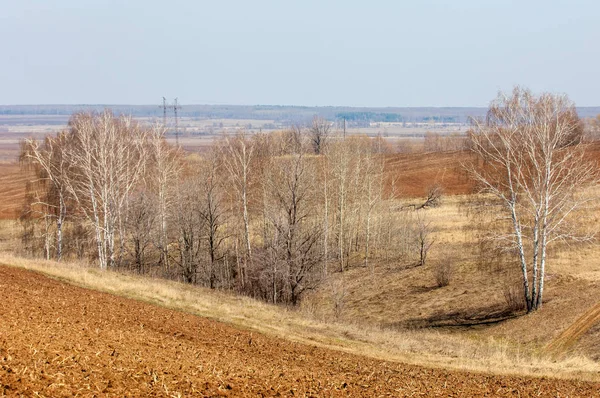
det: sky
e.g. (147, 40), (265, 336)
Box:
(1, 0), (599, 107)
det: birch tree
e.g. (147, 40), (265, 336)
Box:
(148, 125), (182, 271)
(20, 133), (71, 261)
(65, 111), (149, 270)
(468, 87), (598, 312)
(328, 139), (352, 272)
(362, 144), (384, 272)
(220, 131), (255, 287)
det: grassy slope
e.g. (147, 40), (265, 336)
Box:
(306, 197), (600, 338)
(1, 147), (600, 380)
(1, 252), (599, 382)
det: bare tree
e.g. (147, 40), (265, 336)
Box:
(148, 125), (182, 271)
(20, 133), (71, 261)
(320, 156), (330, 276)
(220, 131), (255, 287)
(198, 149), (228, 289)
(417, 184), (443, 210)
(468, 87), (598, 312)
(126, 191), (156, 273)
(287, 124), (305, 155)
(173, 181), (204, 283)
(64, 111), (149, 270)
(413, 212), (435, 266)
(328, 139), (352, 272)
(264, 149), (322, 304)
(361, 144), (384, 272)
(310, 116), (331, 155)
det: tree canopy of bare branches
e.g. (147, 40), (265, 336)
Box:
(19, 111), (449, 306)
(310, 116), (331, 155)
(468, 87), (598, 312)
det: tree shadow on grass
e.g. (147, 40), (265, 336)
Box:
(384, 304), (526, 330)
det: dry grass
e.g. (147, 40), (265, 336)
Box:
(1, 252), (599, 382)
(306, 195), (600, 369)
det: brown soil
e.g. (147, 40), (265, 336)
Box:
(1, 266), (599, 397)
(384, 150), (475, 197)
(383, 142), (600, 199)
(0, 163), (29, 220)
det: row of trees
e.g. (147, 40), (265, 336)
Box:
(20, 111), (431, 305)
(20, 88), (600, 312)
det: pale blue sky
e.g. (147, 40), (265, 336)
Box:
(1, 0), (599, 106)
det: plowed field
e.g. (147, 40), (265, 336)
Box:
(0, 163), (29, 220)
(1, 265), (599, 397)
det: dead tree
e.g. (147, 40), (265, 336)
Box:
(417, 184), (443, 209)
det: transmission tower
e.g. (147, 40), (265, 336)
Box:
(161, 97), (168, 128)
(173, 98), (181, 147)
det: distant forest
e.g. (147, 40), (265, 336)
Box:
(3, 104), (600, 127)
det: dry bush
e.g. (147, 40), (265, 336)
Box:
(502, 277), (527, 312)
(329, 278), (347, 320)
(433, 258), (454, 288)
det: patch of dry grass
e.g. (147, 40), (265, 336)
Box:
(1, 252), (599, 382)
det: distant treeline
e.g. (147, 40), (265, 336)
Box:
(3, 104), (600, 124)
(335, 112), (459, 124)
(336, 112), (405, 123)
(0, 104), (487, 124)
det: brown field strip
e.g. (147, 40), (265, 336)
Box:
(384, 150), (474, 197)
(0, 163), (29, 220)
(1, 265), (599, 397)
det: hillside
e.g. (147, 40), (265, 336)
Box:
(2, 144), (600, 387)
(304, 192), (600, 365)
(2, 263), (600, 396)
(384, 150), (474, 197)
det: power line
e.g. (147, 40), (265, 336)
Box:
(161, 96), (168, 128)
(173, 98), (181, 148)
(159, 97), (182, 147)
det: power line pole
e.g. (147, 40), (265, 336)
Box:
(161, 97), (168, 128)
(173, 98), (181, 147)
